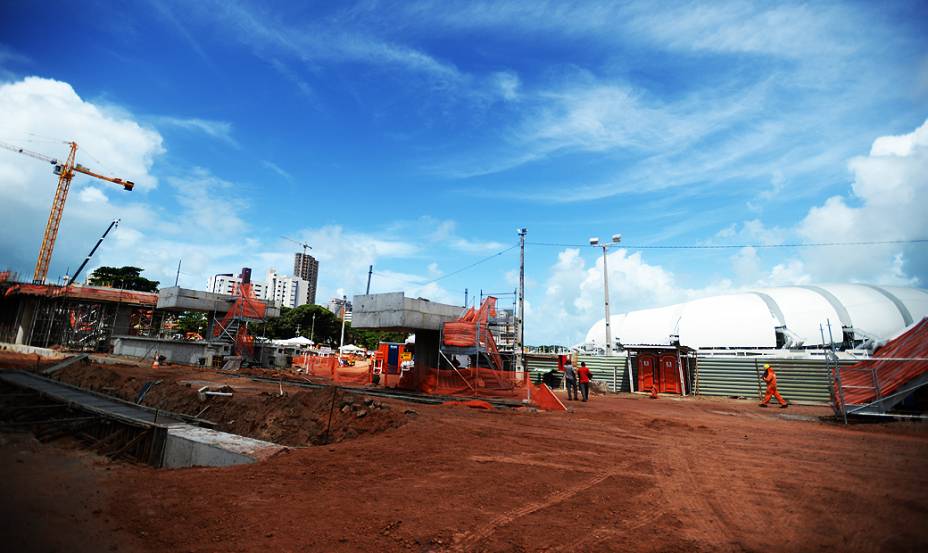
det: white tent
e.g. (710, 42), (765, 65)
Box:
(274, 336), (315, 347)
(339, 344), (364, 353)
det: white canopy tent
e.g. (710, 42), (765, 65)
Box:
(339, 344), (365, 353)
(273, 336), (315, 347)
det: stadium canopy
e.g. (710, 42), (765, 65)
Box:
(584, 284), (928, 350)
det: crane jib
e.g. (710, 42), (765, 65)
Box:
(1, 139), (135, 283)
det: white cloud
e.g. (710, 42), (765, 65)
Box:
(261, 160), (293, 181)
(0, 76), (263, 288)
(0, 77), (164, 279)
(796, 118), (928, 285)
(529, 247), (684, 344)
(157, 116), (238, 147)
(266, 225), (420, 303)
(493, 71), (520, 101)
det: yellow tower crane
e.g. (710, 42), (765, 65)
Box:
(0, 140), (134, 284)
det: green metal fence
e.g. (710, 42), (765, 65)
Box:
(524, 353), (629, 392)
(694, 356), (856, 404)
(577, 354), (629, 392)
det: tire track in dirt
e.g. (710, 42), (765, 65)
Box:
(651, 443), (745, 552)
(450, 469), (623, 551)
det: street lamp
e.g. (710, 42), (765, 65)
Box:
(590, 234), (621, 355)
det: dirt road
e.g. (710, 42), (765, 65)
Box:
(1, 357), (926, 552)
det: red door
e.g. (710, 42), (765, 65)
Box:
(638, 354), (656, 392)
(659, 354), (681, 394)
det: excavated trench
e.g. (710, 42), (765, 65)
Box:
(47, 362), (409, 448)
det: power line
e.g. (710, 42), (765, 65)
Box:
(371, 243), (519, 288)
(526, 239), (928, 250)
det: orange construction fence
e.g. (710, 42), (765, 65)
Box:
(292, 355), (566, 411)
(836, 317), (928, 408)
(293, 355), (374, 386)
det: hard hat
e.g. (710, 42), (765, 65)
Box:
(763, 363), (771, 369)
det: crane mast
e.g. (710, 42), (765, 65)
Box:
(0, 140), (134, 284)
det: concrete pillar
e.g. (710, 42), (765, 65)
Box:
(112, 304), (133, 336)
(14, 299), (38, 345)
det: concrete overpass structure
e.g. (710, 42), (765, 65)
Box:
(352, 292), (464, 371)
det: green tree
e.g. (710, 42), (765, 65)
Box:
(262, 304), (405, 350)
(175, 311), (207, 335)
(88, 266), (159, 292)
(347, 326), (406, 351)
(264, 304), (342, 345)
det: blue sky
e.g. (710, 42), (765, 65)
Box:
(1, 0), (927, 345)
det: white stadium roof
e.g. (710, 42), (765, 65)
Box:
(584, 284), (928, 350)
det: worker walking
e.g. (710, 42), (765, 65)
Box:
(759, 363), (789, 408)
(577, 361), (593, 402)
(564, 357), (578, 401)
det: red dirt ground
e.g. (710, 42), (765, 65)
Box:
(2, 352), (927, 552)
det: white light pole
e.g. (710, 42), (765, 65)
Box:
(590, 234), (621, 355)
(338, 295), (347, 359)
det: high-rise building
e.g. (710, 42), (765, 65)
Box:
(265, 269), (310, 309)
(327, 297), (352, 322)
(207, 273), (265, 298)
(293, 253), (319, 305)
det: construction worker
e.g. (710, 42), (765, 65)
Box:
(564, 357), (578, 401)
(759, 363), (789, 408)
(577, 361), (593, 402)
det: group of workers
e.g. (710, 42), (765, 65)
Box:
(557, 357), (789, 409)
(562, 358), (593, 401)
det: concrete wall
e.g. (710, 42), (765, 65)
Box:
(163, 424), (283, 468)
(112, 335), (229, 365)
(352, 292), (463, 331)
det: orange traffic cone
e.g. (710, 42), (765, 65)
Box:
(152, 353), (160, 369)
(650, 385), (659, 399)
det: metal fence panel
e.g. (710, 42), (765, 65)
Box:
(578, 354), (629, 392)
(694, 356), (856, 404)
(525, 354), (629, 392)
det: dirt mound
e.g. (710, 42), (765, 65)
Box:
(51, 364), (406, 447)
(0, 351), (60, 372)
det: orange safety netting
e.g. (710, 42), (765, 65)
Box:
(414, 366), (565, 411)
(836, 317), (928, 407)
(292, 351), (567, 411)
(294, 356), (373, 386)
(212, 282), (266, 358)
(442, 297), (504, 371)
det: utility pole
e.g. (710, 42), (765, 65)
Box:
(339, 295), (347, 358)
(366, 265), (373, 294)
(601, 245), (612, 355)
(517, 228), (527, 375)
(310, 313), (316, 341)
(464, 288), (468, 307)
(174, 258), (182, 287)
(590, 234), (621, 355)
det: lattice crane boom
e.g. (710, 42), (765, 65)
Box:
(0, 140), (134, 283)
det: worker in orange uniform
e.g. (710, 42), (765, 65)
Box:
(577, 361), (593, 402)
(759, 364), (789, 408)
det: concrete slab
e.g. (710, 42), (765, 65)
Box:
(352, 292), (463, 331)
(0, 342), (68, 359)
(111, 335), (230, 365)
(156, 286), (280, 318)
(163, 424), (284, 468)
